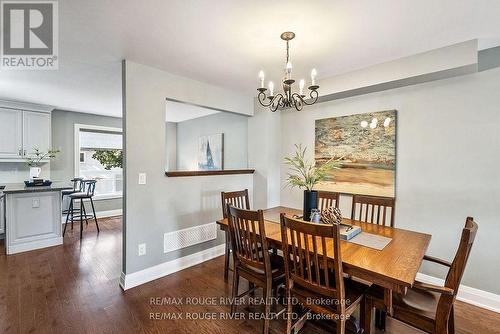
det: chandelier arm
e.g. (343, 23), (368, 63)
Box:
(270, 95), (284, 112)
(257, 91), (272, 107)
(258, 91), (284, 108)
(298, 89), (319, 106)
(291, 94), (304, 111)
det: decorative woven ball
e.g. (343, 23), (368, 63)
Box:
(321, 206), (343, 225)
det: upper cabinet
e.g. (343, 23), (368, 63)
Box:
(0, 103), (52, 161)
(23, 111), (51, 156)
(0, 108), (23, 159)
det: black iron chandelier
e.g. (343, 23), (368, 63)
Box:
(257, 31), (320, 112)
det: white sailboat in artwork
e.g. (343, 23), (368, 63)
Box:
(198, 134), (223, 170)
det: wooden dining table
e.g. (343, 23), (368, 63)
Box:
(216, 206), (432, 314)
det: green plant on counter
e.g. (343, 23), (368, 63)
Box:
(92, 149), (123, 170)
(284, 144), (342, 191)
(25, 148), (60, 167)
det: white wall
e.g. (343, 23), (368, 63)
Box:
(278, 67), (500, 295)
(124, 60), (253, 275)
(0, 163), (50, 183)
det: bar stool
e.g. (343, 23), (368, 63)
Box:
(62, 178), (83, 215)
(63, 180), (99, 239)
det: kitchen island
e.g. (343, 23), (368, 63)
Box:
(3, 182), (72, 254)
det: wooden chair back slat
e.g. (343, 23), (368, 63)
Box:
(221, 189), (250, 218)
(321, 237), (330, 289)
(280, 214), (345, 313)
(351, 195), (395, 227)
(317, 191), (340, 211)
(228, 205), (270, 274)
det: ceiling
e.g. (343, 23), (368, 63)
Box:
(1, 0), (500, 117)
(165, 100), (220, 123)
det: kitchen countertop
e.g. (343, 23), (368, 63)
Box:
(2, 182), (72, 194)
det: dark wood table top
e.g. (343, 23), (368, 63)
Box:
(217, 206), (431, 294)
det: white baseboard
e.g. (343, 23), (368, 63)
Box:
(61, 209), (122, 224)
(120, 243), (225, 290)
(95, 209), (122, 218)
(7, 237), (63, 255)
(417, 273), (500, 313)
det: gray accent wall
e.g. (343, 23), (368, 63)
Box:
(165, 122), (177, 171)
(124, 60), (253, 275)
(277, 66), (500, 295)
(478, 46), (500, 72)
(175, 112), (248, 170)
(51, 109), (123, 213)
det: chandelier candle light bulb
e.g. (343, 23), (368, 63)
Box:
(311, 68), (317, 86)
(259, 70), (265, 88)
(268, 81), (274, 96)
(256, 31), (320, 111)
(299, 79), (305, 95)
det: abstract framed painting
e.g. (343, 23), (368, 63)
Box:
(315, 110), (396, 197)
(198, 133), (224, 170)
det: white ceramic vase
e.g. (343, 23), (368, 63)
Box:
(29, 167), (42, 179)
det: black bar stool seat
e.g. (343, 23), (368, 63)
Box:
(62, 178), (84, 215)
(69, 192), (93, 199)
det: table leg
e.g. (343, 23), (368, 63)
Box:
(384, 289), (393, 316)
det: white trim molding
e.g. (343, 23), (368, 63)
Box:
(95, 209), (122, 218)
(417, 273), (500, 313)
(0, 99), (54, 113)
(8, 237), (63, 255)
(120, 243), (225, 290)
(73, 123), (123, 177)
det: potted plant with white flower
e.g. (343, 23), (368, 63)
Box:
(284, 144), (342, 221)
(25, 148), (60, 179)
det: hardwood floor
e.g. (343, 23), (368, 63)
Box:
(0, 216), (498, 334)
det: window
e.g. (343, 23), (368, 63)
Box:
(75, 124), (123, 199)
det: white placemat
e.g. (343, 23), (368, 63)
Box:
(347, 232), (392, 250)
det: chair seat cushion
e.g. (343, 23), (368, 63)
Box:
(293, 277), (367, 313)
(367, 284), (439, 328)
(239, 253), (285, 278)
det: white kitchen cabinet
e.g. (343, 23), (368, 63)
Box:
(23, 111), (51, 156)
(0, 108), (23, 159)
(0, 104), (51, 161)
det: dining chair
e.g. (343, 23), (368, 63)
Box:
(364, 217), (478, 334)
(351, 195), (395, 227)
(317, 190), (340, 211)
(280, 214), (367, 334)
(227, 205), (285, 334)
(351, 194), (396, 328)
(221, 189), (250, 282)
